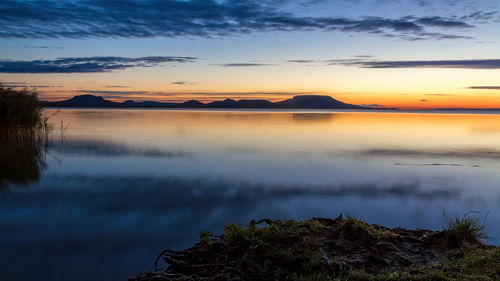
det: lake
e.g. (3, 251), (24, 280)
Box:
(2, 108), (500, 281)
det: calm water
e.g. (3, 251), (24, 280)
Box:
(2, 108), (500, 281)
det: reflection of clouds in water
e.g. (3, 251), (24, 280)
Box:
(0, 175), (490, 281)
(291, 113), (336, 122)
(223, 146), (262, 154)
(395, 163), (481, 168)
(50, 139), (192, 158)
(66, 110), (141, 119)
(340, 148), (500, 159)
(38, 175), (461, 201)
(222, 112), (273, 120)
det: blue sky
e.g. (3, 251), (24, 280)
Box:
(1, 0), (500, 108)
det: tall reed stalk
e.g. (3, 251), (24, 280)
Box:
(0, 86), (52, 189)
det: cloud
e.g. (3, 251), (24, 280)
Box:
(0, 81), (62, 88)
(104, 85), (130, 88)
(78, 90), (152, 96)
(0, 0), (476, 41)
(0, 81), (27, 86)
(287, 60), (315, 63)
(333, 59), (500, 69)
(420, 99), (429, 102)
(219, 63), (274, 67)
(0, 56), (197, 73)
(460, 11), (498, 22)
(171, 81), (196, 85)
(467, 86), (500, 90)
(414, 16), (472, 28)
(54, 90), (314, 102)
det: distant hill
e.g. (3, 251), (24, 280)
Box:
(173, 100), (206, 108)
(48, 94), (120, 107)
(121, 100), (177, 107)
(275, 95), (361, 109)
(43, 94), (366, 109)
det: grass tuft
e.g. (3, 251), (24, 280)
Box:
(441, 210), (489, 245)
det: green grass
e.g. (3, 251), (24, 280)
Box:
(358, 247), (500, 281)
(139, 215), (499, 281)
(442, 211), (489, 244)
(195, 218), (498, 281)
(217, 219), (327, 280)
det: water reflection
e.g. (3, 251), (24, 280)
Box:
(0, 131), (47, 190)
(292, 112), (335, 122)
(52, 139), (192, 158)
(2, 109), (500, 281)
(354, 148), (500, 159)
(0, 175), (466, 281)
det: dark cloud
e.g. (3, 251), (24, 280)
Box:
(0, 81), (62, 88)
(460, 11), (498, 22)
(334, 59), (500, 69)
(353, 55), (374, 58)
(0, 81), (27, 85)
(0, 56), (197, 73)
(0, 0), (475, 40)
(171, 81), (196, 85)
(420, 99), (429, 102)
(468, 86), (500, 90)
(287, 60), (315, 63)
(104, 85), (130, 88)
(219, 63), (274, 67)
(414, 16), (472, 28)
(78, 90), (152, 96)
(290, 56), (375, 65)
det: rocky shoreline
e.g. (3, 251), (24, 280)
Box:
(131, 214), (498, 281)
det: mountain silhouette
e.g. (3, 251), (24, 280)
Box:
(205, 98), (237, 108)
(52, 94), (119, 107)
(43, 94), (365, 109)
(275, 95), (361, 109)
(174, 100), (206, 108)
(121, 100), (177, 107)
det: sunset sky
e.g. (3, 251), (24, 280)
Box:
(1, 0), (500, 109)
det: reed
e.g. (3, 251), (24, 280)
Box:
(0, 86), (52, 189)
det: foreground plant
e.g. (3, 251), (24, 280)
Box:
(0, 86), (52, 189)
(442, 211), (489, 246)
(132, 214), (497, 281)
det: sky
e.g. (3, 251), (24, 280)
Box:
(1, 0), (500, 109)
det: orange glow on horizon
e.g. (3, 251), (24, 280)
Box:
(37, 89), (500, 110)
